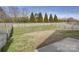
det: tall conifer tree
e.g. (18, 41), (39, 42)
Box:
(44, 13), (48, 22)
(30, 12), (35, 22)
(37, 12), (43, 23)
(54, 14), (58, 22)
(49, 14), (53, 22)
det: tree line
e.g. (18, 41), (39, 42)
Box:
(29, 12), (59, 23)
(0, 7), (66, 23)
(0, 12), (65, 23)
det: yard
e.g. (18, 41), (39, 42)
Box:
(1, 23), (79, 52)
(2, 24), (57, 52)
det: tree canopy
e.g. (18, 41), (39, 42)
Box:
(44, 13), (49, 23)
(49, 14), (53, 22)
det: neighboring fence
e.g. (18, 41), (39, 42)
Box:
(12, 23), (79, 30)
(52, 23), (79, 30)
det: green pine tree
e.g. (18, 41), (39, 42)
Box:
(30, 12), (35, 23)
(54, 15), (58, 22)
(44, 13), (49, 23)
(37, 13), (43, 23)
(49, 14), (53, 23)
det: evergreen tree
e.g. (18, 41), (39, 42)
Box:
(35, 13), (38, 23)
(30, 12), (35, 23)
(54, 14), (58, 22)
(37, 12), (43, 23)
(44, 13), (49, 23)
(49, 14), (53, 23)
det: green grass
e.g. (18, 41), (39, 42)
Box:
(62, 30), (79, 39)
(3, 24), (79, 52)
(13, 25), (57, 35)
(50, 30), (79, 41)
(6, 25), (57, 52)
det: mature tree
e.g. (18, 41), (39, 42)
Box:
(8, 7), (19, 22)
(49, 14), (53, 22)
(0, 7), (11, 23)
(9, 7), (19, 18)
(54, 14), (58, 22)
(35, 13), (38, 22)
(0, 7), (30, 23)
(44, 13), (49, 23)
(20, 8), (29, 23)
(30, 12), (35, 23)
(37, 12), (43, 23)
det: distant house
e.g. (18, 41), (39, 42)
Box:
(67, 17), (79, 24)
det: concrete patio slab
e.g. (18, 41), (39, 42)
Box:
(38, 37), (79, 52)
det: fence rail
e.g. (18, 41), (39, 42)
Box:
(4, 23), (79, 30)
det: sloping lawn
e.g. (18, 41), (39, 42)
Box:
(6, 25), (57, 52)
(1, 24), (79, 52)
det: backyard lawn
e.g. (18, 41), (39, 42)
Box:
(3, 25), (57, 52)
(1, 23), (79, 52)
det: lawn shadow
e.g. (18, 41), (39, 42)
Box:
(37, 30), (72, 49)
